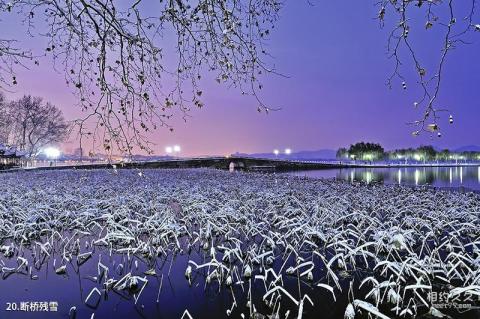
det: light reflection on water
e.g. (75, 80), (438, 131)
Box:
(288, 166), (480, 191)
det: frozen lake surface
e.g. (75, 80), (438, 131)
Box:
(0, 169), (479, 319)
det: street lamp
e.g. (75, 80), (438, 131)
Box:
(44, 147), (60, 166)
(44, 147), (60, 159)
(284, 148), (292, 155)
(166, 145), (181, 156)
(273, 149), (279, 156)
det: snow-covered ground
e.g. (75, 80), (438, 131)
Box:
(0, 169), (479, 318)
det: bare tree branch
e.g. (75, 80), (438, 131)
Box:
(1, 0), (283, 153)
(376, 0), (478, 137)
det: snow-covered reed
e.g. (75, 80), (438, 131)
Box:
(0, 168), (479, 318)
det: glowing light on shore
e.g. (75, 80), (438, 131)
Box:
(363, 153), (374, 161)
(44, 147), (61, 159)
(165, 145), (181, 155)
(273, 149), (279, 156)
(284, 148), (292, 155)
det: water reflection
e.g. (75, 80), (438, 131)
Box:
(0, 236), (353, 319)
(288, 166), (480, 191)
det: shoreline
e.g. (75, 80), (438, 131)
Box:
(1, 156), (479, 173)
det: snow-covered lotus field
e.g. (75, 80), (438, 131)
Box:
(0, 168), (479, 319)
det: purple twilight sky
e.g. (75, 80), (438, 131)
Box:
(2, 1), (479, 156)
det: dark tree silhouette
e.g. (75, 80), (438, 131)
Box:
(416, 145), (437, 161)
(347, 142), (385, 160)
(0, 92), (12, 143)
(1, 95), (68, 156)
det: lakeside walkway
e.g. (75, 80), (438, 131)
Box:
(3, 156), (480, 172)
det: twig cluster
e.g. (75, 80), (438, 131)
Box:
(376, 0), (479, 137)
(0, 0), (282, 153)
